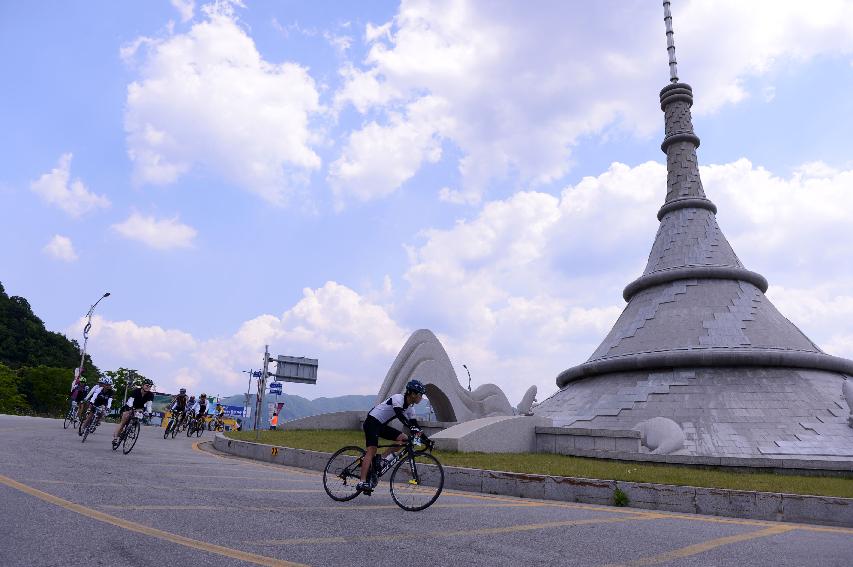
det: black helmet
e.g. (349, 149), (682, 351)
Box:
(405, 379), (426, 394)
(140, 378), (154, 387)
(179, 388), (186, 394)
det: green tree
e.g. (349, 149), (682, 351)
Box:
(0, 281), (99, 377)
(17, 366), (73, 415)
(0, 363), (29, 413)
(105, 367), (149, 405)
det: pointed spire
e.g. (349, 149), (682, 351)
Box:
(552, 1), (853, 388)
(663, 1), (679, 83)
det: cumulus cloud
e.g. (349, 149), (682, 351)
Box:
(331, 0), (853, 204)
(42, 235), (78, 262)
(72, 282), (407, 397)
(111, 213), (197, 250)
(123, 1), (322, 204)
(170, 0), (195, 22)
(29, 154), (110, 217)
(69, 154), (853, 402)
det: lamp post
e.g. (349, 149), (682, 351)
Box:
(462, 364), (472, 392)
(74, 291), (110, 389)
(242, 369), (254, 422)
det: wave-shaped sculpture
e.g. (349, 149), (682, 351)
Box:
(376, 329), (515, 422)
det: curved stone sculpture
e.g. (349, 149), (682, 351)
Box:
(516, 386), (537, 415)
(376, 329), (514, 422)
(634, 417), (684, 455)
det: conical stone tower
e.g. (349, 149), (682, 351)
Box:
(534, 3), (853, 460)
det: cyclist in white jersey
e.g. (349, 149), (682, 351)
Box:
(357, 379), (430, 493)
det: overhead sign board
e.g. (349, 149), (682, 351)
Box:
(268, 382), (282, 395)
(270, 355), (318, 384)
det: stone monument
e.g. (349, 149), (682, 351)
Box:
(534, 1), (853, 460)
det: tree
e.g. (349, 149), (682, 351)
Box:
(17, 366), (73, 415)
(0, 363), (29, 414)
(0, 281), (99, 377)
(105, 367), (149, 405)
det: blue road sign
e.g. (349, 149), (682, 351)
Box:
(269, 382), (282, 395)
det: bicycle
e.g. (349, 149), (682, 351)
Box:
(63, 404), (80, 430)
(80, 406), (106, 443)
(112, 410), (144, 454)
(77, 404), (102, 436)
(186, 416), (205, 437)
(209, 416), (225, 432)
(323, 436), (444, 511)
(163, 412), (185, 439)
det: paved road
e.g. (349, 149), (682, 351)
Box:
(1, 414), (851, 567)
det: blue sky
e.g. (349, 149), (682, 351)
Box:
(3, 0), (853, 404)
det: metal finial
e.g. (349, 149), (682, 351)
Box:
(663, 1), (679, 83)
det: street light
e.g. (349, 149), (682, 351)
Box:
(74, 291), (110, 389)
(462, 364), (472, 392)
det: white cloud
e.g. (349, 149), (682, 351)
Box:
(69, 156), (853, 403)
(29, 154), (110, 217)
(123, 2), (323, 205)
(73, 281), (407, 398)
(331, 0), (853, 204)
(170, 0), (195, 22)
(329, 96), (452, 206)
(42, 235), (78, 262)
(111, 213), (197, 250)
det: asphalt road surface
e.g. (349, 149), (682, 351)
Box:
(1, 414), (851, 567)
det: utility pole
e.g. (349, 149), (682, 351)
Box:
(254, 345), (270, 440)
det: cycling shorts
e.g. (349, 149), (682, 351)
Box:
(363, 415), (401, 448)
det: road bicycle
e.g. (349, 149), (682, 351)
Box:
(163, 412), (185, 439)
(112, 410), (144, 454)
(323, 436), (444, 511)
(80, 406), (107, 443)
(63, 403), (80, 430)
(186, 416), (205, 438)
(208, 415), (225, 432)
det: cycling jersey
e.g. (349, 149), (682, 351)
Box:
(367, 394), (417, 428)
(124, 388), (154, 412)
(85, 385), (114, 408)
(170, 394), (189, 411)
(192, 401), (208, 416)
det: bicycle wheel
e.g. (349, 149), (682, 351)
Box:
(323, 446), (366, 502)
(171, 420), (180, 438)
(122, 421), (140, 454)
(81, 419), (93, 443)
(390, 451), (444, 511)
(63, 409), (75, 429)
(77, 411), (88, 436)
(195, 423), (204, 437)
(163, 419), (173, 439)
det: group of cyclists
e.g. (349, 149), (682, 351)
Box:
(67, 376), (228, 448)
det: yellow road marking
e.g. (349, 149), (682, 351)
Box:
(250, 514), (667, 546)
(0, 473), (306, 567)
(31, 479), (323, 494)
(101, 501), (551, 512)
(600, 524), (796, 567)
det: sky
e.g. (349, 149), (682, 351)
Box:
(3, 0), (853, 405)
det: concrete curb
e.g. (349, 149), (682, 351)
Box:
(213, 434), (853, 527)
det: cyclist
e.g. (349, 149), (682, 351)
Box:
(211, 403), (225, 430)
(169, 388), (190, 428)
(357, 379), (430, 494)
(113, 378), (155, 445)
(191, 393), (209, 429)
(80, 377), (114, 433)
(69, 378), (89, 418)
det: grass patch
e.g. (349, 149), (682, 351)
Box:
(226, 429), (853, 498)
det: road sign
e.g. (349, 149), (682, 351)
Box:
(269, 355), (318, 384)
(269, 382), (282, 395)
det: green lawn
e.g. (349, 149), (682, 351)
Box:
(225, 429), (853, 498)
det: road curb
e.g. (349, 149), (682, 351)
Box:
(212, 434), (853, 527)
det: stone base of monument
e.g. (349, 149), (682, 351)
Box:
(431, 415), (553, 453)
(282, 411), (457, 437)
